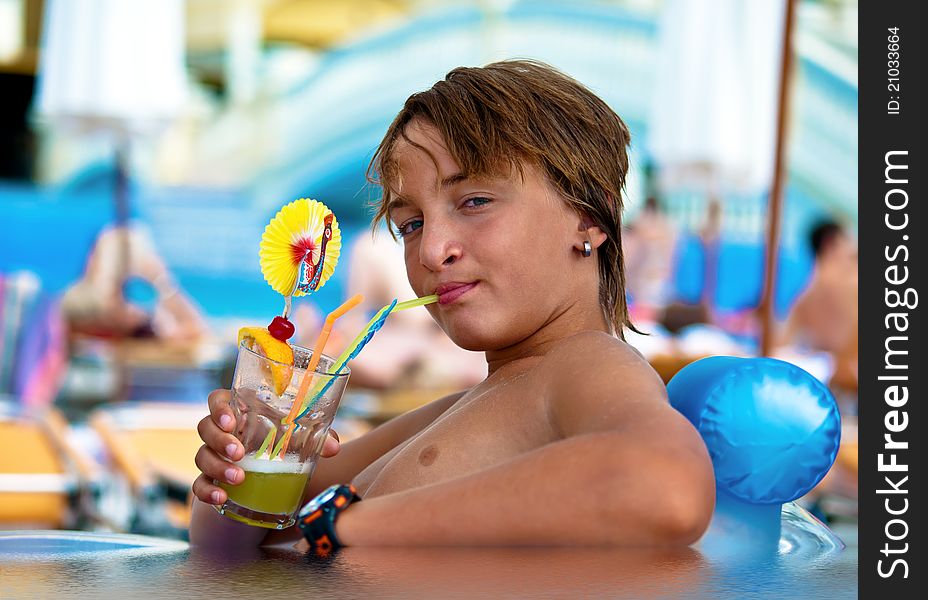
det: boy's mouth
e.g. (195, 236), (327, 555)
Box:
(434, 282), (478, 305)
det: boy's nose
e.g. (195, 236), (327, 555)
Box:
(419, 227), (462, 271)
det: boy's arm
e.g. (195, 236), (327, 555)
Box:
(190, 389), (466, 547)
(335, 334), (715, 546)
(259, 389), (467, 546)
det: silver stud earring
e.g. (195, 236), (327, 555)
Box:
(582, 241), (592, 257)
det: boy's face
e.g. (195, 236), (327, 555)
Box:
(387, 120), (601, 353)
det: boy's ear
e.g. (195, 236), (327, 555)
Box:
(577, 213), (608, 249)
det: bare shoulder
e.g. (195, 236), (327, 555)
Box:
(542, 331), (665, 400)
(548, 330), (651, 361)
(539, 331), (671, 436)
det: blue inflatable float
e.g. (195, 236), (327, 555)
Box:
(666, 356), (843, 556)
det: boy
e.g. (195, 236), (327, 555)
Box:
(190, 60), (714, 548)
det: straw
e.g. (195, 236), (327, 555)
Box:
(394, 294), (439, 311)
(273, 294), (363, 457)
(269, 422), (290, 459)
(255, 428), (277, 459)
(301, 294), (364, 402)
(291, 294), (439, 422)
(291, 300), (397, 423)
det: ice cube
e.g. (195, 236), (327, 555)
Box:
(257, 384), (273, 402)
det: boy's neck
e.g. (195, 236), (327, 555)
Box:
(484, 314), (612, 377)
(485, 338), (559, 377)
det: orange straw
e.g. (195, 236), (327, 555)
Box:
(275, 294), (363, 456)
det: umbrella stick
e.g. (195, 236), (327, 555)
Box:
(760, 0), (797, 357)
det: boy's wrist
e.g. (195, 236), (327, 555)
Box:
(335, 493), (409, 547)
(333, 500), (365, 546)
(299, 484), (363, 554)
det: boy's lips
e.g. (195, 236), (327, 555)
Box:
(434, 282), (478, 305)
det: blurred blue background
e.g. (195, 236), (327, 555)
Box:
(1, 0), (857, 323)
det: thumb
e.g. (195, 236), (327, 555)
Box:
(320, 429), (341, 458)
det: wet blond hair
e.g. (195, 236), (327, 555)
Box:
(368, 60), (634, 337)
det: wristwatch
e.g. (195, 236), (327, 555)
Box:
(298, 484), (361, 556)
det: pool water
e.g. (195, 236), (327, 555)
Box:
(0, 518), (857, 599)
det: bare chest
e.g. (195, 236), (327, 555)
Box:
(353, 373), (553, 498)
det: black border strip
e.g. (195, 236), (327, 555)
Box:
(860, 1), (925, 595)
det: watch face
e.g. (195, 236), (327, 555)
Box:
(299, 485), (339, 517)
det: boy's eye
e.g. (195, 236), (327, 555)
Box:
(395, 219), (423, 238)
(463, 196), (492, 208)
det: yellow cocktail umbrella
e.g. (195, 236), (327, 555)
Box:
(259, 198), (342, 298)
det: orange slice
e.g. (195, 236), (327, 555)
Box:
(238, 327), (294, 395)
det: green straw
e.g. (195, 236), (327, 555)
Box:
(331, 294), (438, 374)
(394, 294), (440, 311)
(270, 426), (290, 460)
(255, 428), (277, 459)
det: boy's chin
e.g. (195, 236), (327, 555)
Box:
(437, 304), (545, 352)
(443, 330), (492, 353)
(442, 323), (524, 353)
(439, 321), (497, 352)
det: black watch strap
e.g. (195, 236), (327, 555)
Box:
(298, 484), (361, 556)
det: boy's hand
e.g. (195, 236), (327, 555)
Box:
(191, 389), (342, 505)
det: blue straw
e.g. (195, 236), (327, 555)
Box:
(293, 299), (398, 422)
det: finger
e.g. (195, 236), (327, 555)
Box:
(208, 389), (235, 432)
(320, 431), (341, 458)
(195, 445), (244, 485)
(192, 474), (227, 505)
(197, 416), (243, 461)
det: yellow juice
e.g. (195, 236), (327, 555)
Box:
(220, 455), (310, 516)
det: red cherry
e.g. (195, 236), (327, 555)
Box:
(268, 316), (295, 341)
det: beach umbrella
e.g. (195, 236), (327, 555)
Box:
(34, 0), (188, 287)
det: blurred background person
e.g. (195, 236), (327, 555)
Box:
(777, 220), (858, 407)
(61, 223), (207, 343)
(624, 195), (678, 324)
